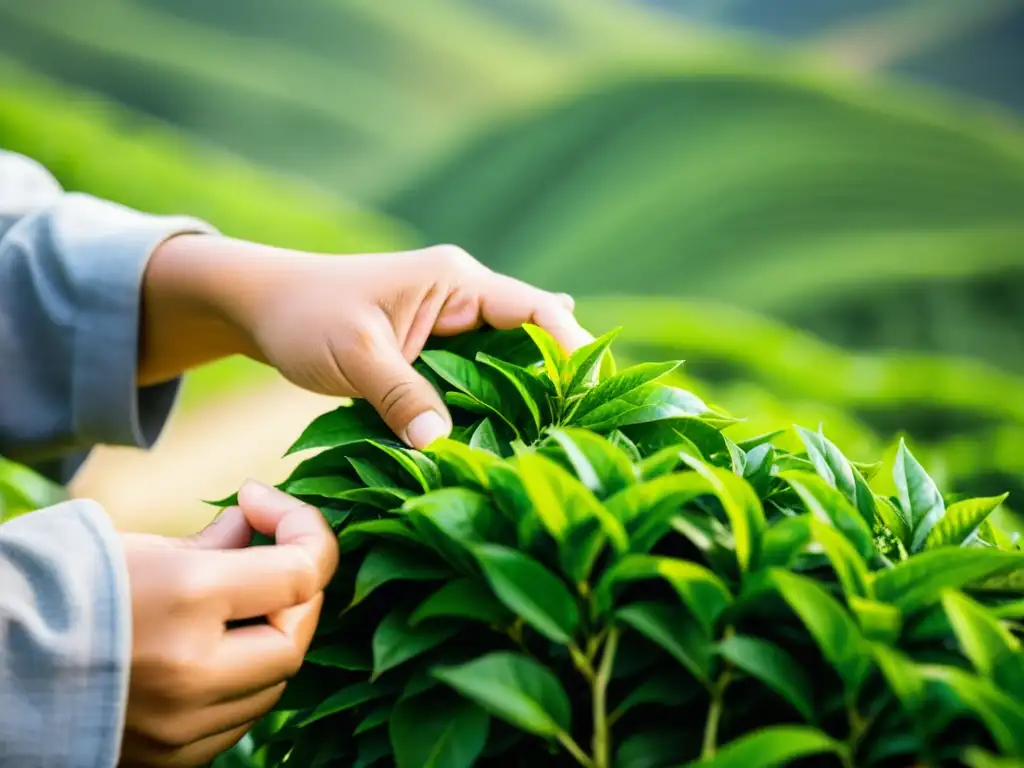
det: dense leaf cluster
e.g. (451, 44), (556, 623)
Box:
(220, 326), (1024, 768)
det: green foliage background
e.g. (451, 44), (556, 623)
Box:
(2, 0), (1023, 525)
(2, 0), (1024, 763)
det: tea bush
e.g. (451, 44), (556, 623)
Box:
(217, 325), (1024, 768)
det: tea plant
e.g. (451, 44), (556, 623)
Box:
(216, 325), (1024, 768)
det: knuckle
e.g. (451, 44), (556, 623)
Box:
(289, 552), (320, 604)
(379, 378), (417, 420)
(169, 568), (215, 607)
(429, 243), (475, 271)
(147, 716), (198, 749)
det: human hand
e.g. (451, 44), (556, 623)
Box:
(143, 238), (592, 449)
(118, 480), (338, 767)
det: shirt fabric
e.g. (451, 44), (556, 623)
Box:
(0, 149), (216, 766)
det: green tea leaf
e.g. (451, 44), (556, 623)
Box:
(919, 664), (1024, 755)
(779, 471), (874, 560)
(404, 488), (498, 573)
(874, 496), (911, 548)
(572, 362), (682, 421)
(683, 726), (841, 767)
(427, 438), (503, 490)
(873, 548), (1024, 610)
(794, 426), (875, 528)
(808, 518), (872, 599)
(849, 597), (903, 644)
(716, 635), (814, 720)
(468, 419), (502, 455)
(545, 427), (635, 497)
(348, 456), (399, 489)
(869, 643), (924, 712)
(337, 518), (421, 553)
(287, 401), (392, 455)
(681, 455), (766, 572)
(432, 651), (571, 737)
(472, 544), (579, 644)
(563, 327), (620, 395)
(299, 680), (396, 727)
(893, 439), (946, 552)
(522, 324), (567, 396)
(350, 544), (451, 608)
(368, 441), (439, 491)
(943, 591), (1024, 696)
(771, 570), (868, 692)
(410, 578), (512, 627)
(623, 417), (727, 460)
(594, 555), (731, 633)
(637, 441), (702, 480)
(283, 475), (360, 498)
(372, 608), (460, 680)
(354, 705), (391, 735)
(737, 431), (785, 452)
(616, 602), (712, 685)
(420, 350), (505, 411)
(515, 451), (628, 556)
(759, 515), (812, 569)
(610, 672), (698, 719)
(574, 382), (707, 431)
(476, 353), (546, 434)
(389, 692), (489, 768)
(925, 494), (1009, 550)
(305, 644), (371, 671)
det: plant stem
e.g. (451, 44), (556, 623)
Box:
(569, 643), (596, 682)
(557, 731), (596, 768)
(591, 628), (619, 768)
(700, 665), (732, 760)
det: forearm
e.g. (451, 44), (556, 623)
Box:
(0, 500), (131, 768)
(138, 233), (313, 384)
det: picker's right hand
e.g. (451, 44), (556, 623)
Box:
(118, 481), (339, 767)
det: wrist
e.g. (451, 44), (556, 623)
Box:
(140, 234), (264, 383)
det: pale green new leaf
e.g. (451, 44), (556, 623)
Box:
(893, 439), (946, 552)
(925, 494), (1009, 550)
(873, 548), (1024, 610)
(682, 726), (842, 767)
(545, 427), (635, 497)
(522, 324), (566, 396)
(571, 361), (683, 421)
(682, 455), (766, 571)
(562, 327), (620, 395)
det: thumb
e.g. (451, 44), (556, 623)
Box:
(182, 505), (254, 550)
(341, 327), (451, 449)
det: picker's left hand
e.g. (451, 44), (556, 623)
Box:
(141, 237), (591, 449)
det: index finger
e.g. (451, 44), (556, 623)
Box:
(478, 272), (594, 353)
(205, 481), (339, 620)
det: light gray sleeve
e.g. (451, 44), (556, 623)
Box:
(0, 149), (217, 471)
(0, 499), (131, 768)
(0, 150), (219, 766)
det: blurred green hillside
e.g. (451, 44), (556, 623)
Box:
(0, 0), (723, 200)
(2, 0), (1022, 533)
(0, 56), (411, 410)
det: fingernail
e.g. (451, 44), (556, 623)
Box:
(405, 411), (449, 449)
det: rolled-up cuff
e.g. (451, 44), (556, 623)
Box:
(0, 499), (131, 767)
(62, 194), (216, 448)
